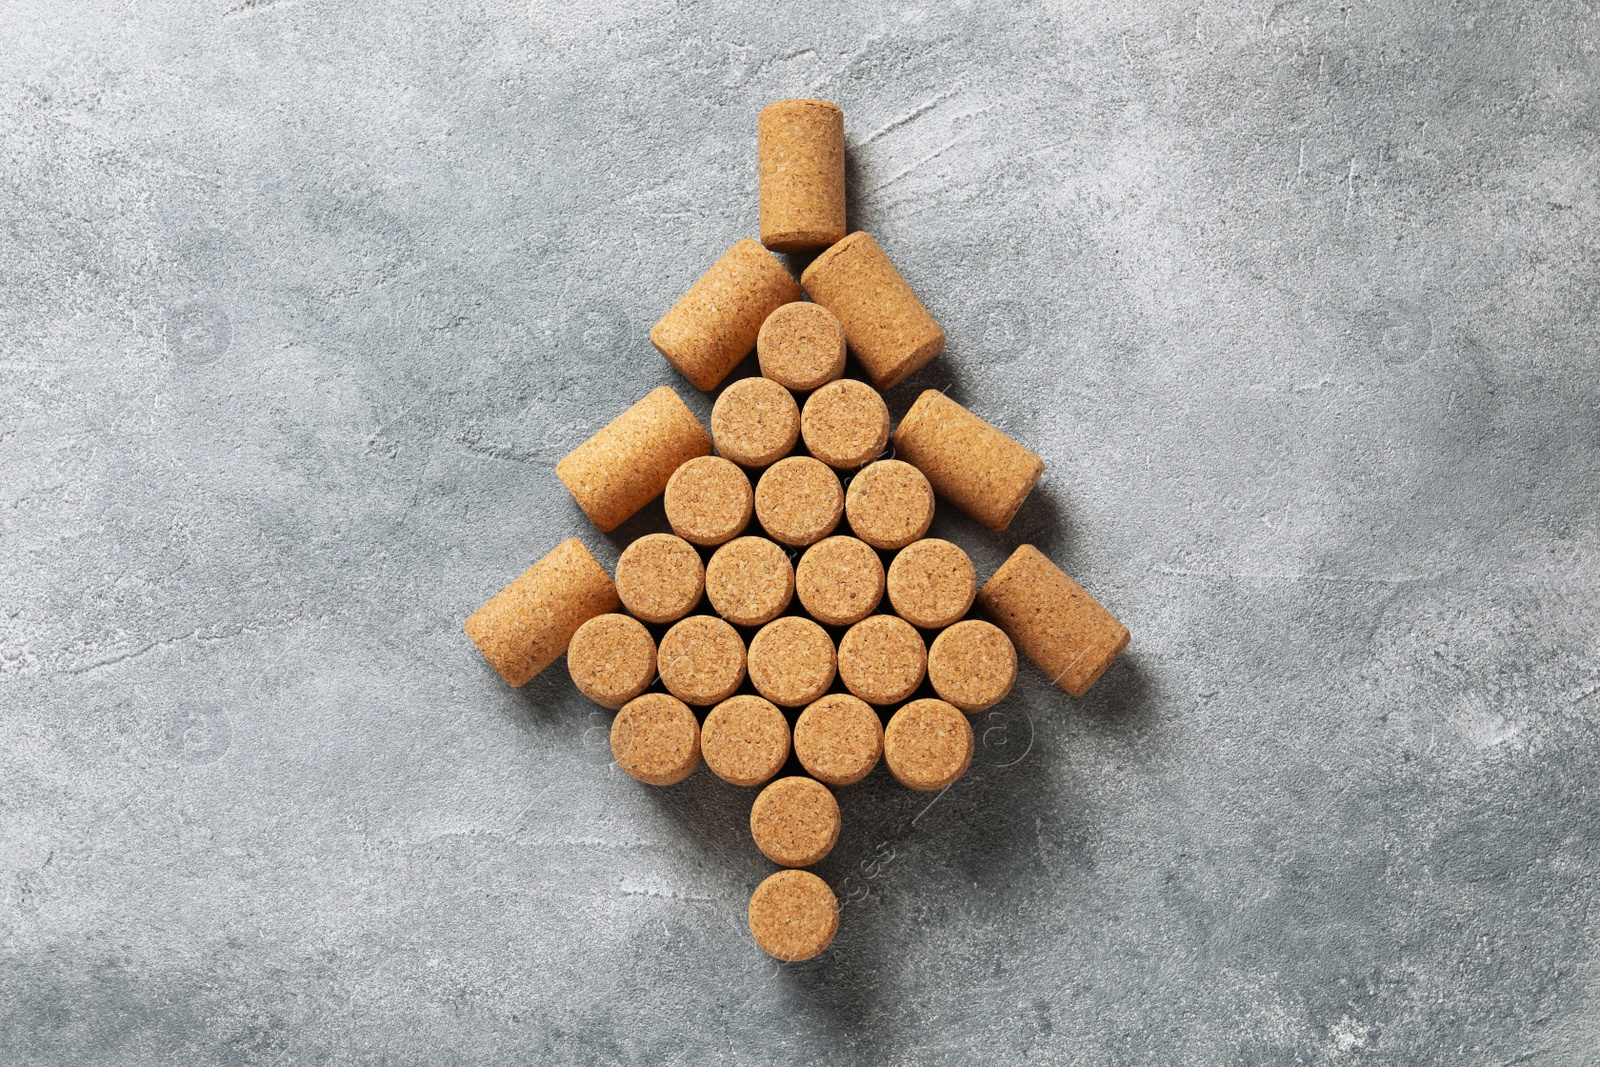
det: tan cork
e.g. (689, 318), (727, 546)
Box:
(664, 455), (753, 547)
(801, 378), (890, 469)
(883, 698), (973, 792)
(701, 694), (791, 787)
(757, 99), (846, 254)
(748, 869), (839, 962)
(794, 693), (883, 787)
(836, 614), (927, 705)
(800, 232), (945, 390)
(927, 620), (1017, 713)
(754, 456), (843, 547)
(465, 538), (619, 687)
(750, 776), (841, 867)
(658, 615), (748, 706)
(885, 538), (977, 630)
(705, 535), (794, 627)
(650, 239), (802, 391)
(556, 386), (713, 533)
(795, 535), (884, 626)
(891, 389), (1043, 532)
(615, 533), (705, 624)
(747, 616), (837, 708)
(757, 302), (846, 392)
(976, 544), (1130, 697)
(567, 613), (657, 710)
(711, 376), (800, 468)
(611, 692), (701, 786)
(844, 459), (934, 551)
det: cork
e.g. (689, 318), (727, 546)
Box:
(800, 379), (890, 469)
(754, 456), (843, 547)
(750, 776), (841, 867)
(465, 538), (619, 687)
(611, 692), (701, 787)
(657, 615), (748, 706)
(556, 386), (713, 533)
(567, 613), (657, 710)
(883, 698), (973, 792)
(844, 459), (934, 551)
(711, 375), (800, 468)
(664, 455), (753, 547)
(757, 99), (846, 254)
(885, 538), (977, 630)
(757, 302), (846, 392)
(836, 614), (927, 706)
(748, 869), (839, 963)
(793, 693), (883, 787)
(614, 533), (704, 624)
(747, 616), (837, 708)
(705, 536), (794, 627)
(650, 239), (802, 391)
(891, 389), (1044, 532)
(701, 695), (791, 788)
(976, 544), (1130, 697)
(927, 620), (1017, 713)
(795, 535), (884, 627)
(800, 232), (945, 390)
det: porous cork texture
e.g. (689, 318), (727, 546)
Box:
(701, 695), (791, 788)
(465, 538), (619, 687)
(837, 614), (927, 705)
(750, 776), (841, 867)
(711, 376), (801, 468)
(658, 615), (748, 706)
(844, 459), (935, 551)
(801, 378), (890, 469)
(615, 533), (705, 624)
(651, 239), (802, 391)
(567, 614), (657, 710)
(927, 620), (1017, 713)
(705, 536), (794, 627)
(800, 232), (946, 390)
(891, 390), (1044, 533)
(664, 455), (753, 547)
(976, 544), (1131, 698)
(748, 869), (839, 963)
(757, 302), (846, 392)
(884, 698), (974, 792)
(611, 693), (702, 787)
(755, 456), (843, 547)
(556, 386), (712, 533)
(794, 693), (884, 787)
(747, 616), (837, 708)
(757, 100), (846, 253)
(796, 535), (884, 626)
(885, 538), (977, 630)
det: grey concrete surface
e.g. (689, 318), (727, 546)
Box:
(2, 1), (1598, 1063)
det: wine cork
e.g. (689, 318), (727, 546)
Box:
(567, 614), (657, 710)
(800, 232), (945, 390)
(795, 535), (884, 626)
(754, 456), (843, 547)
(658, 615), (747, 706)
(650, 239), (802, 391)
(611, 693), (701, 786)
(976, 545), (1130, 697)
(891, 390), (1043, 532)
(614, 533), (704, 624)
(556, 386), (713, 532)
(748, 869), (839, 962)
(464, 538), (619, 687)
(885, 538), (977, 630)
(800, 379), (890, 469)
(844, 460), (934, 550)
(794, 693), (883, 787)
(927, 620), (1016, 713)
(664, 456), (753, 546)
(705, 536), (794, 627)
(750, 776), (841, 867)
(883, 698), (973, 792)
(701, 695), (791, 787)
(747, 616), (836, 708)
(757, 99), (846, 254)
(711, 376), (800, 468)
(836, 614), (926, 705)
(757, 302), (846, 392)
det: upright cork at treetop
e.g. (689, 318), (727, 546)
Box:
(801, 232), (946, 390)
(758, 99), (846, 253)
(651, 239), (801, 391)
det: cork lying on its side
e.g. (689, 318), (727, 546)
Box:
(800, 379), (890, 469)
(885, 538), (977, 630)
(556, 387), (712, 533)
(891, 390), (1043, 533)
(711, 376), (801, 468)
(747, 616), (837, 708)
(794, 693), (883, 787)
(927, 620), (1016, 713)
(750, 776), (841, 867)
(844, 459), (934, 551)
(658, 615), (748, 706)
(796, 535), (884, 626)
(837, 614), (927, 705)
(748, 869), (839, 962)
(758, 100), (846, 253)
(567, 614), (657, 710)
(465, 538), (619, 687)
(800, 232), (945, 390)
(664, 455), (753, 546)
(755, 456), (844, 547)
(615, 533), (704, 624)
(883, 698), (973, 792)
(612, 693), (701, 787)
(651, 239), (802, 391)
(976, 544), (1130, 697)
(701, 695), (791, 787)
(705, 536), (794, 627)
(757, 302), (846, 392)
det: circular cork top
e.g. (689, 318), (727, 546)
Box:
(748, 869), (839, 962)
(794, 693), (883, 786)
(664, 455), (753, 547)
(795, 536), (885, 627)
(928, 620), (1017, 713)
(712, 376), (801, 468)
(747, 616), (837, 708)
(611, 693), (701, 786)
(883, 698), (973, 792)
(837, 614), (927, 705)
(757, 302), (846, 392)
(701, 695), (791, 787)
(705, 536), (794, 627)
(886, 538), (977, 630)
(567, 614), (657, 710)
(845, 460), (935, 551)
(657, 615), (747, 706)
(755, 456), (843, 547)
(801, 379), (890, 469)
(750, 776), (841, 867)
(614, 533), (705, 624)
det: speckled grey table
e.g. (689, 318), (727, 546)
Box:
(3, 2), (1598, 1064)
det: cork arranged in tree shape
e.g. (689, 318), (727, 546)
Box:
(464, 99), (1131, 963)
